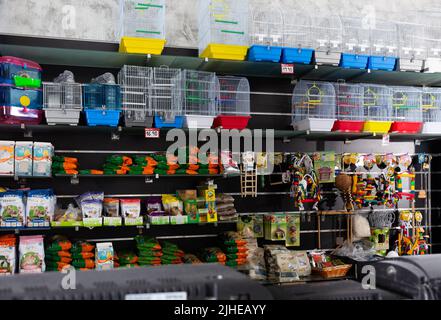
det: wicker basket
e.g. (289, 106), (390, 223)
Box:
(312, 264), (352, 279)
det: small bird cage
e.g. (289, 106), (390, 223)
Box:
(340, 17), (370, 69)
(423, 13), (441, 73)
(248, 6), (284, 62)
(311, 15), (343, 66)
(361, 84), (393, 134)
(151, 67), (183, 128)
(83, 73), (122, 127)
(390, 86), (423, 134)
(282, 12), (314, 64)
(118, 65), (153, 127)
(422, 87), (441, 133)
(119, 0), (166, 55)
(292, 81), (336, 132)
(213, 76), (251, 130)
(182, 70), (219, 129)
(198, 0), (249, 61)
(397, 22), (426, 72)
(43, 71), (82, 126)
(368, 20), (398, 71)
(332, 82), (364, 133)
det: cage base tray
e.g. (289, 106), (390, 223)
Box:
(282, 47), (314, 64)
(45, 110), (80, 126)
(212, 115), (251, 130)
(119, 37), (166, 55)
(200, 44), (249, 61)
(332, 120), (365, 133)
(0, 107), (43, 125)
(248, 45), (282, 63)
(340, 53), (369, 69)
(390, 121), (423, 134)
(85, 110), (121, 127)
(423, 58), (441, 73)
(398, 59), (424, 72)
(125, 115), (154, 128)
(368, 56), (397, 71)
(183, 115), (215, 129)
(363, 121), (393, 134)
(315, 51), (341, 66)
(154, 116), (184, 129)
(422, 123), (441, 134)
(294, 118), (336, 132)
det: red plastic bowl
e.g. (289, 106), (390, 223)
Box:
(0, 106), (44, 125)
(390, 122), (423, 134)
(332, 120), (365, 133)
(212, 115), (251, 130)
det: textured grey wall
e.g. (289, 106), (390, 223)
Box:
(0, 0), (438, 47)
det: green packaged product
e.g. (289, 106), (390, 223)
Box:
(135, 236), (162, 251)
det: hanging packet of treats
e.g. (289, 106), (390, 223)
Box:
(25, 189), (56, 228)
(19, 235), (45, 274)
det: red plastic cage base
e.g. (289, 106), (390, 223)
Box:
(390, 122), (423, 134)
(0, 106), (43, 125)
(332, 120), (365, 133)
(212, 115), (251, 130)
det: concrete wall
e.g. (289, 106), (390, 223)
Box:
(0, 0), (438, 47)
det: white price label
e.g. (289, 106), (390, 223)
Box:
(382, 134), (390, 146)
(281, 64), (294, 74)
(145, 128), (160, 139)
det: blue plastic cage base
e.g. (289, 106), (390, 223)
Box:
(340, 53), (369, 69)
(368, 56), (397, 71)
(282, 47), (314, 64)
(154, 116), (184, 129)
(85, 110), (121, 127)
(248, 45), (282, 63)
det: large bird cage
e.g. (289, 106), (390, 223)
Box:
(182, 70), (219, 129)
(341, 17), (370, 69)
(423, 13), (441, 73)
(422, 87), (441, 133)
(43, 71), (82, 126)
(213, 76), (251, 130)
(151, 67), (183, 128)
(311, 15), (343, 66)
(390, 86), (423, 134)
(361, 84), (393, 133)
(282, 12), (314, 64)
(198, 0), (249, 61)
(248, 6), (284, 62)
(119, 0), (166, 55)
(83, 73), (122, 127)
(397, 22), (426, 72)
(332, 82), (364, 133)
(118, 65), (153, 127)
(369, 20), (399, 71)
(292, 81), (336, 132)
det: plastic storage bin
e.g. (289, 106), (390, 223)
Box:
(422, 87), (441, 134)
(0, 56), (42, 88)
(332, 83), (365, 133)
(282, 13), (314, 64)
(340, 17), (370, 69)
(390, 86), (423, 134)
(361, 84), (393, 134)
(368, 20), (398, 71)
(0, 85), (43, 125)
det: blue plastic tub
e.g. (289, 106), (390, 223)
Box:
(83, 83), (121, 127)
(155, 116), (184, 129)
(282, 48), (314, 64)
(248, 45), (282, 63)
(368, 56), (397, 71)
(340, 53), (369, 69)
(85, 109), (121, 127)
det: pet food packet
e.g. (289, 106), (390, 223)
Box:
(81, 200), (103, 218)
(103, 198), (120, 217)
(25, 189), (55, 227)
(146, 197), (163, 214)
(19, 235), (45, 273)
(0, 190), (25, 227)
(0, 236), (16, 275)
(75, 192), (104, 207)
(120, 199), (141, 218)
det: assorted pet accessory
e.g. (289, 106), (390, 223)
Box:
(335, 173), (354, 212)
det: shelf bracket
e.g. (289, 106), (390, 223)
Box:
(111, 126), (122, 141)
(145, 177), (154, 184)
(21, 123), (32, 138)
(70, 175), (80, 185)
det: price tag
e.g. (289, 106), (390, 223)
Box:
(281, 64), (294, 74)
(145, 128), (160, 139)
(382, 134), (390, 146)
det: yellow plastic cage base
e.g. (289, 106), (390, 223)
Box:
(363, 121), (393, 134)
(200, 44), (249, 61)
(119, 37), (166, 55)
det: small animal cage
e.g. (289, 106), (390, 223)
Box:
(198, 0), (249, 61)
(422, 14), (441, 73)
(397, 22), (426, 72)
(361, 84), (393, 133)
(311, 16), (343, 66)
(151, 67), (183, 128)
(43, 71), (82, 126)
(118, 65), (153, 127)
(332, 82), (364, 132)
(369, 20), (398, 71)
(292, 81), (336, 132)
(119, 0), (166, 55)
(282, 12), (314, 64)
(340, 17), (370, 69)
(83, 73), (122, 127)
(182, 70), (219, 129)
(213, 76), (251, 129)
(422, 87), (441, 133)
(390, 86), (423, 134)
(248, 6), (284, 62)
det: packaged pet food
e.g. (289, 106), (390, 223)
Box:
(103, 198), (120, 217)
(162, 195), (183, 216)
(0, 235), (16, 275)
(146, 197), (163, 214)
(120, 199), (141, 218)
(0, 141), (15, 175)
(0, 190), (25, 227)
(19, 235), (45, 273)
(14, 141), (33, 177)
(95, 242), (114, 271)
(52, 204), (83, 226)
(32, 142), (53, 177)
(25, 189), (56, 227)
(80, 200), (103, 219)
(76, 191), (105, 205)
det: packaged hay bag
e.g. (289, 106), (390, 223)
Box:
(19, 235), (45, 273)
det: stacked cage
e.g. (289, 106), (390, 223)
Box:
(422, 87), (441, 133)
(422, 13), (441, 73)
(390, 86), (423, 134)
(151, 67), (183, 128)
(311, 16), (343, 66)
(213, 76), (251, 129)
(332, 82), (365, 132)
(118, 65), (153, 127)
(340, 17), (370, 69)
(292, 81), (336, 132)
(361, 84), (393, 134)
(119, 0), (166, 55)
(43, 71), (82, 126)
(368, 20), (398, 71)
(248, 6), (284, 62)
(282, 11), (314, 64)
(83, 73), (122, 127)
(397, 21), (426, 72)
(198, 0), (249, 60)
(182, 70), (219, 129)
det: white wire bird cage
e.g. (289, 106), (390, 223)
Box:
(422, 87), (441, 133)
(151, 67), (183, 128)
(369, 20), (399, 71)
(248, 6), (284, 62)
(282, 12), (314, 64)
(341, 17), (370, 69)
(397, 21), (426, 72)
(118, 65), (153, 127)
(292, 81), (336, 132)
(198, 0), (249, 60)
(311, 15), (343, 66)
(361, 84), (393, 133)
(182, 70), (219, 129)
(43, 71), (82, 126)
(390, 86), (423, 134)
(332, 82), (365, 132)
(422, 13), (441, 73)
(213, 76), (251, 129)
